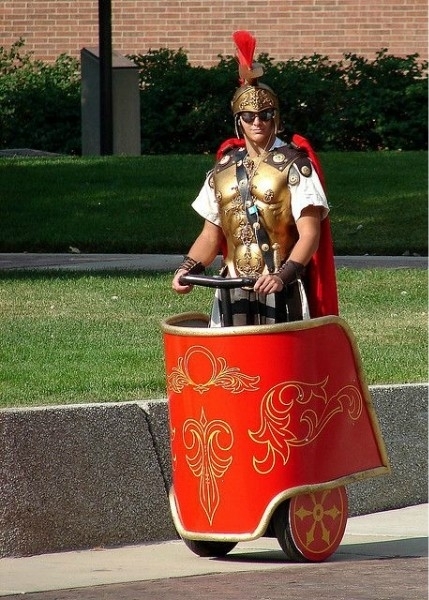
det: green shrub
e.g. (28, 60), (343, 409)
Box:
(0, 39), (81, 154)
(260, 50), (428, 151)
(258, 53), (348, 150)
(128, 48), (237, 153)
(336, 50), (428, 150)
(132, 47), (427, 154)
(0, 40), (426, 154)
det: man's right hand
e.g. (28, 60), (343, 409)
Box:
(172, 269), (194, 294)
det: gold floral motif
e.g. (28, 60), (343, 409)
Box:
(239, 222), (255, 246)
(183, 408), (234, 524)
(238, 88), (275, 112)
(167, 345), (260, 394)
(264, 189), (274, 203)
(249, 377), (363, 474)
(170, 424), (177, 470)
(236, 248), (263, 276)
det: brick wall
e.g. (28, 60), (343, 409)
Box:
(1, 0), (427, 65)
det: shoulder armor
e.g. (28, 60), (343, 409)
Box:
(215, 147), (245, 173)
(288, 165), (300, 186)
(207, 169), (215, 189)
(293, 154), (313, 177)
(265, 145), (302, 173)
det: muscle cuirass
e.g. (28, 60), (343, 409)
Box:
(212, 146), (304, 277)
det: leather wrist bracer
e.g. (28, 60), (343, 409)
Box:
(175, 255), (205, 275)
(276, 260), (305, 286)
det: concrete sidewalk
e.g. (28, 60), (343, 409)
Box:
(0, 252), (427, 272)
(0, 504), (427, 599)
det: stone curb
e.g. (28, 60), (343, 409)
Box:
(0, 384), (426, 558)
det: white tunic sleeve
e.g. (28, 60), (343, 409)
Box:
(191, 171), (221, 226)
(290, 166), (330, 222)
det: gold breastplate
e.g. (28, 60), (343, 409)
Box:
(213, 147), (300, 277)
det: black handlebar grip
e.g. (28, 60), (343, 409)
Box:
(179, 274), (256, 289)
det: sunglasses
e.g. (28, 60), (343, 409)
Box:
(240, 109), (275, 124)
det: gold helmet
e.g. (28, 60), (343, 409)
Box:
(231, 31), (280, 136)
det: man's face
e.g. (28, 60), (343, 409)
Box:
(239, 109), (276, 148)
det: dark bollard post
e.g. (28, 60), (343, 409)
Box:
(99, 0), (113, 155)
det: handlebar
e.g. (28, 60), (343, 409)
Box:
(179, 274), (256, 289)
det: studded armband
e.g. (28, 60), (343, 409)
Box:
(276, 260), (305, 286)
(174, 255), (205, 275)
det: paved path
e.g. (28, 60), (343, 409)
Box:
(0, 253), (426, 272)
(0, 505), (427, 599)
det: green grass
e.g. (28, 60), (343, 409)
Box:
(0, 151), (427, 255)
(321, 152), (428, 255)
(0, 269), (426, 408)
(0, 151), (427, 407)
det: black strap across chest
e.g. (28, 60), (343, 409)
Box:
(235, 155), (276, 273)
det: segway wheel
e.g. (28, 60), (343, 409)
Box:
(273, 486), (348, 562)
(182, 538), (238, 558)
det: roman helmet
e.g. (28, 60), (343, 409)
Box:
(231, 30), (280, 137)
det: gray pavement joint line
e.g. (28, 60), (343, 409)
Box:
(0, 254), (426, 271)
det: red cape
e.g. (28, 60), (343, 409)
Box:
(215, 135), (339, 317)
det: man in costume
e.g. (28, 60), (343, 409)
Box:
(172, 31), (338, 325)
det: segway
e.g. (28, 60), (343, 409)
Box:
(161, 274), (390, 562)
